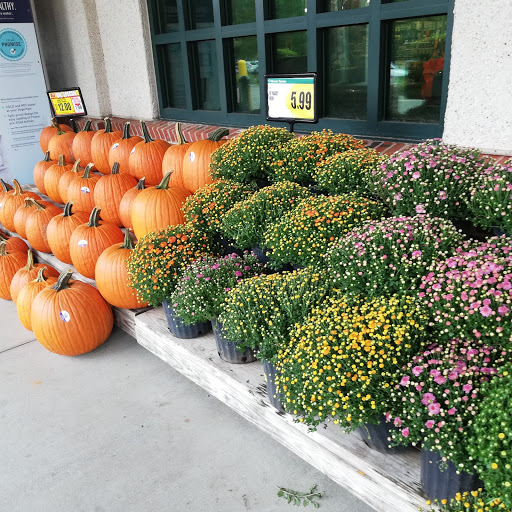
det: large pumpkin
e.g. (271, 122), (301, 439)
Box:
(40, 119), (73, 154)
(43, 155), (73, 204)
(95, 230), (148, 309)
(47, 202), (89, 264)
(130, 172), (189, 239)
(10, 250), (59, 304)
(66, 163), (100, 214)
(108, 122), (142, 175)
(129, 120), (170, 186)
(48, 123), (75, 162)
(118, 178), (145, 230)
(0, 231), (28, 254)
(69, 207), (125, 279)
(94, 162), (137, 226)
(0, 179), (40, 232)
(16, 267), (58, 331)
(71, 120), (96, 170)
(0, 241), (27, 300)
(161, 122), (192, 189)
(25, 199), (63, 253)
(33, 151), (55, 195)
(58, 159), (83, 204)
(182, 128), (229, 193)
(31, 269), (113, 355)
(90, 117), (122, 174)
(13, 197), (53, 239)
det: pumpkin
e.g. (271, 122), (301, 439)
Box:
(108, 121), (142, 174)
(9, 250), (59, 304)
(129, 120), (170, 186)
(13, 197), (53, 239)
(47, 202), (89, 264)
(0, 231), (28, 253)
(25, 199), (63, 253)
(182, 128), (229, 193)
(66, 163), (100, 214)
(131, 172), (189, 239)
(48, 123), (75, 162)
(95, 229), (148, 309)
(71, 120), (96, 170)
(161, 122), (192, 189)
(40, 119), (73, 154)
(58, 159), (83, 204)
(69, 207), (125, 279)
(90, 117), (122, 174)
(0, 179), (40, 232)
(0, 241), (27, 300)
(33, 151), (55, 195)
(16, 267), (58, 331)
(31, 269), (113, 355)
(0, 179), (13, 206)
(94, 162), (137, 226)
(118, 178), (145, 230)
(44, 155), (73, 204)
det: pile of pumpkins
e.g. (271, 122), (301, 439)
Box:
(0, 117), (229, 357)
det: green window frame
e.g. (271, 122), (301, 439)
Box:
(147, 0), (454, 140)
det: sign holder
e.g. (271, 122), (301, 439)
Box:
(47, 87), (87, 118)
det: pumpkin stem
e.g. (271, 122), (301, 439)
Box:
(140, 120), (153, 143)
(1, 179), (13, 192)
(35, 266), (48, 282)
(62, 202), (75, 217)
(135, 177), (146, 190)
(0, 232), (7, 242)
(58, 154), (66, 166)
(70, 119), (78, 133)
(87, 207), (101, 228)
(50, 118), (58, 128)
(72, 159), (82, 173)
(12, 179), (22, 196)
(43, 151), (51, 163)
(208, 128), (229, 142)
(52, 269), (74, 291)
(121, 122), (132, 140)
(82, 163), (94, 178)
(156, 171), (173, 190)
(104, 117), (113, 133)
(82, 120), (92, 132)
(111, 162), (120, 175)
(23, 197), (33, 207)
(0, 241), (7, 256)
(120, 229), (134, 250)
(31, 198), (48, 211)
(24, 250), (36, 270)
(56, 123), (66, 136)
(175, 122), (188, 145)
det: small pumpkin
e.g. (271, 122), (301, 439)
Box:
(25, 199), (63, 253)
(33, 151), (55, 195)
(90, 117), (122, 174)
(71, 120), (96, 170)
(161, 122), (192, 189)
(66, 163), (100, 214)
(95, 229), (148, 309)
(0, 241), (27, 300)
(43, 155), (73, 204)
(0, 179), (40, 232)
(16, 267), (58, 331)
(108, 122), (142, 174)
(118, 178), (145, 230)
(58, 159), (83, 204)
(94, 162), (137, 226)
(48, 123), (75, 162)
(40, 119), (73, 154)
(31, 269), (113, 355)
(0, 231), (28, 254)
(10, 250), (59, 304)
(131, 172), (189, 239)
(129, 120), (170, 186)
(182, 128), (229, 193)
(69, 207), (125, 279)
(13, 197), (53, 239)
(47, 202), (90, 264)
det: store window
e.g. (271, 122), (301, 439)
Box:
(270, 31), (307, 74)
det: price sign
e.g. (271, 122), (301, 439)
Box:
(265, 73), (318, 124)
(47, 87), (87, 117)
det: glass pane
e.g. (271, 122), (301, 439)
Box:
(158, 43), (186, 108)
(155, 0), (179, 33)
(230, 36), (260, 113)
(271, 31), (307, 74)
(386, 15), (447, 123)
(187, 0), (214, 29)
(193, 40), (220, 110)
(324, 24), (368, 119)
(322, 0), (369, 12)
(223, 0), (255, 25)
(269, 0), (306, 19)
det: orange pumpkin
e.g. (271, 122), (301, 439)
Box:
(16, 267), (58, 331)
(182, 128), (229, 193)
(131, 172), (189, 239)
(90, 117), (122, 174)
(58, 159), (83, 204)
(48, 123), (75, 162)
(108, 122), (142, 175)
(0, 241), (27, 300)
(31, 269), (113, 355)
(66, 163), (100, 214)
(0, 179), (40, 232)
(118, 178), (145, 230)
(0, 231), (28, 254)
(9, 250), (59, 304)
(44, 155), (73, 204)
(40, 119), (73, 154)
(0, 179), (13, 206)
(13, 197), (52, 239)
(69, 207), (125, 279)
(129, 120), (170, 186)
(161, 122), (192, 189)
(33, 151), (55, 195)
(94, 162), (137, 227)
(71, 120), (96, 170)
(95, 230), (148, 309)
(25, 199), (63, 253)
(47, 202), (90, 264)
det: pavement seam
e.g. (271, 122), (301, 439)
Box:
(0, 339), (37, 354)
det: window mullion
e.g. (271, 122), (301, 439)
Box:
(255, 0), (267, 124)
(366, 0), (382, 129)
(213, 0), (228, 115)
(176, 0), (194, 110)
(306, 0), (317, 73)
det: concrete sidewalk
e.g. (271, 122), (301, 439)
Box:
(0, 300), (374, 512)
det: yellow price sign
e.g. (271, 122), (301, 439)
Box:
(48, 88), (86, 117)
(52, 97), (75, 115)
(285, 83), (314, 119)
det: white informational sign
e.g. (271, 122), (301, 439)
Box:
(0, 0), (50, 183)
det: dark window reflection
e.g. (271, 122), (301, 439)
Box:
(155, 0), (179, 33)
(158, 43), (186, 108)
(187, 0), (214, 29)
(271, 31), (307, 74)
(322, 0), (369, 12)
(192, 40), (220, 110)
(223, 0), (256, 25)
(268, 0), (306, 19)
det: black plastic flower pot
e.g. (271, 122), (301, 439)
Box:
(451, 220), (493, 242)
(162, 300), (212, 339)
(255, 178), (271, 189)
(252, 246), (272, 265)
(212, 234), (244, 257)
(212, 320), (257, 364)
(493, 227), (509, 237)
(262, 359), (285, 412)
(357, 417), (408, 454)
(421, 449), (484, 501)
